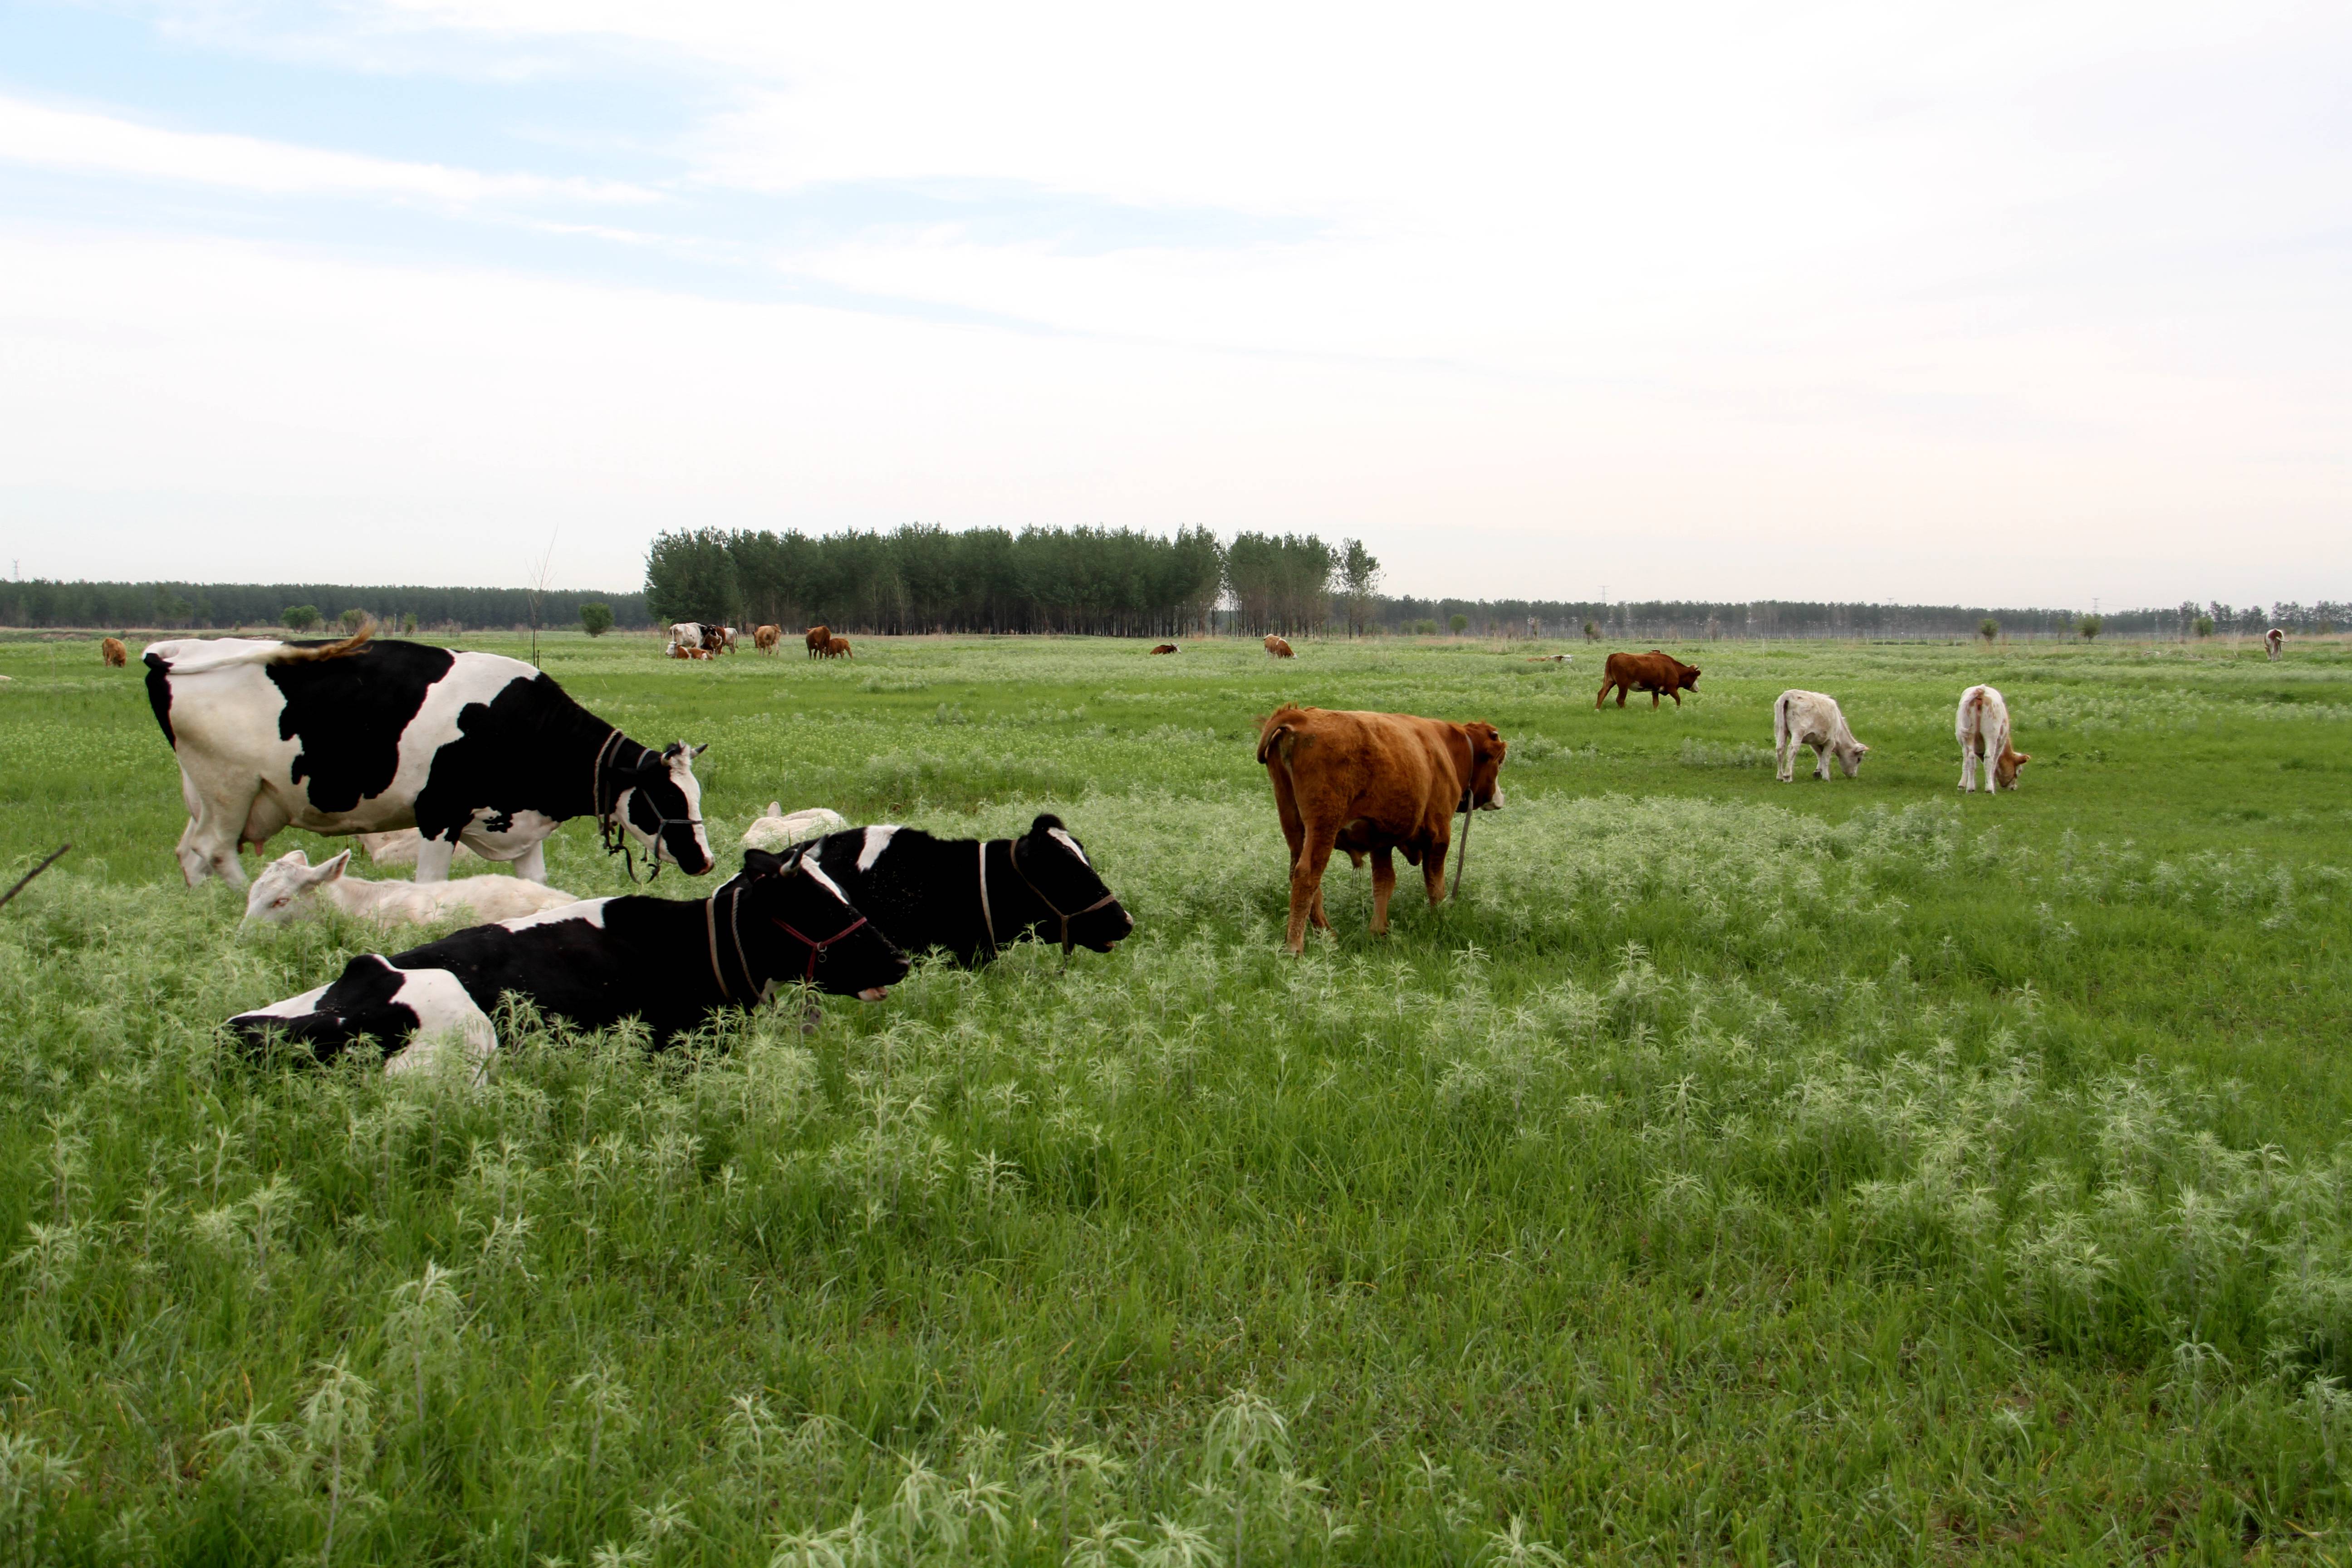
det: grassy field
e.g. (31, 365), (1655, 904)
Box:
(1, 628), (2348, 1565)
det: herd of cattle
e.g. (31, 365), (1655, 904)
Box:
(108, 620), (2298, 1071)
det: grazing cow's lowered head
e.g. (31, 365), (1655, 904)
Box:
(1460, 720), (1509, 810)
(607, 742), (715, 875)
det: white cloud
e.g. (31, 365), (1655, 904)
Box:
(0, 95), (659, 206)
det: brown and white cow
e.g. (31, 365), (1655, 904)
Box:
(804, 625), (832, 659)
(1956, 684), (2030, 793)
(752, 625), (782, 654)
(2266, 628), (2285, 661)
(701, 625), (737, 655)
(1772, 690), (1869, 782)
(1596, 650), (1700, 709)
(1149, 643), (1180, 655)
(1264, 635), (1295, 659)
(1256, 705), (1507, 954)
(668, 644), (712, 661)
(101, 637), (128, 667)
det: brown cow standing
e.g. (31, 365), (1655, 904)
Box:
(100, 637), (128, 667)
(752, 624), (782, 654)
(805, 625), (831, 659)
(1257, 705), (1507, 954)
(1596, 650), (1701, 709)
(1149, 643), (1179, 655)
(1264, 635), (1294, 659)
(824, 636), (853, 659)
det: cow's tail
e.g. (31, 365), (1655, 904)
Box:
(1773, 692), (1790, 748)
(144, 622), (373, 676)
(268, 623), (374, 664)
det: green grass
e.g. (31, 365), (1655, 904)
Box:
(2, 629), (2350, 1564)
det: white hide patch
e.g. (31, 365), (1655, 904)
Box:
(856, 825), (901, 872)
(499, 897), (613, 932)
(1046, 828), (1090, 866)
(247, 980), (332, 1019)
(800, 857), (851, 904)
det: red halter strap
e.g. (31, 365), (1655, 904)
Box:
(770, 914), (871, 982)
(1008, 840), (1121, 956)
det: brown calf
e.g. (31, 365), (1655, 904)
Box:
(824, 636), (853, 659)
(1148, 643), (1179, 655)
(101, 637), (128, 667)
(1264, 635), (1294, 659)
(1257, 705), (1507, 954)
(752, 624), (782, 654)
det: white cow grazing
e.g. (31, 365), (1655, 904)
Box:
(1955, 684), (2031, 793)
(358, 828), (479, 867)
(741, 804), (849, 853)
(1773, 690), (1869, 782)
(667, 622), (706, 654)
(2266, 628), (2285, 660)
(244, 849), (582, 928)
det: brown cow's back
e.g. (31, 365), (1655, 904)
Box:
(100, 637), (127, 667)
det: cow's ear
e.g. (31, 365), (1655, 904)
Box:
(765, 801), (782, 818)
(742, 848), (784, 879)
(2014, 752), (2032, 766)
(273, 849), (309, 868)
(1027, 813), (1065, 838)
(683, 743), (708, 760)
(316, 849), (352, 882)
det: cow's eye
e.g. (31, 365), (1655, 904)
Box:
(273, 898), (289, 907)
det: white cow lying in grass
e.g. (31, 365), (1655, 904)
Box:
(235, 958), (497, 1079)
(244, 849), (581, 928)
(1772, 690), (1869, 782)
(741, 804), (848, 853)
(1956, 684), (2031, 793)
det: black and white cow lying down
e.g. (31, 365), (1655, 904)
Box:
(144, 627), (714, 887)
(804, 813), (1134, 965)
(230, 848), (909, 1064)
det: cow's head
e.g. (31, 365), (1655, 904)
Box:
(617, 742), (715, 874)
(1678, 664), (1703, 691)
(1460, 722), (1509, 810)
(1994, 748), (2031, 790)
(1012, 813), (1134, 954)
(1840, 740), (1871, 779)
(735, 847), (910, 999)
(242, 848), (352, 926)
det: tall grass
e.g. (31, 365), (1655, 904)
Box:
(1, 633), (2348, 1561)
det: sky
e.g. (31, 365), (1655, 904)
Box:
(0, 1), (2345, 607)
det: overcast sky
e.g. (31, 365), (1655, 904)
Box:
(0, 1), (2344, 606)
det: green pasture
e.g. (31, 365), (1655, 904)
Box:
(1, 630), (2348, 1564)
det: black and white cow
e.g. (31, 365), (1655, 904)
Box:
(804, 813), (1133, 965)
(143, 629), (714, 887)
(230, 847), (909, 1060)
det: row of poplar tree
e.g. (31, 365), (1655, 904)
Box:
(643, 525), (1384, 637)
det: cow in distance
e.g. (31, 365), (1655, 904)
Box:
(804, 626), (831, 659)
(1264, 635), (1294, 659)
(101, 637), (128, 667)
(2267, 628), (2286, 660)
(1596, 651), (1701, 709)
(143, 626), (714, 887)
(1256, 706), (1507, 954)
(1149, 643), (1180, 655)
(753, 625), (782, 654)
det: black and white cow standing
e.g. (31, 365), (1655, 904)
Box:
(230, 847), (910, 1062)
(143, 628), (714, 887)
(804, 813), (1134, 965)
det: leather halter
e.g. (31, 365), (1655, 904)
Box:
(593, 728), (704, 884)
(1008, 838), (1121, 956)
(705, 873), (871, 999)
(976, 838), (999, 960)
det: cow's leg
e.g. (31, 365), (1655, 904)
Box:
(177, 776), (255, 887)
(413, 834), (457, 884)
(1369, 847), (1397, 933)
(1958, 745), (1977, 793)
(1424, 838), (1450, 906)
(1813, 745), (1830, 782)
(1285, 828), (1338, 954)
(510, 840), (549, 885)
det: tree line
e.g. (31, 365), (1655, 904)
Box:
(644, 524), (1374, 637)
(1375, 597), (2350, 641)
(0, 580), (649, 632)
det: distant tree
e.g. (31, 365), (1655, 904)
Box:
(402, 612), (418, 634)
(2194, 615), (2214, 637)
(153, 590), (192, 627)
(1583, 619), (1600, 641)
(644, 528), (741, 626)
(579, 602), (614, 637)
(339, 607), (368, 633)
(1338, 538), (1382, 638)
(2078, 614), (2102, 641)
(1449, 613), (1469, 637)
(282, 604), (320, 632)
(1979, 617), (1999, 643)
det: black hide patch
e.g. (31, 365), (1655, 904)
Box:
(231, 954), (419, 1063)
(268, 640), (457, 814)
(407, 669), (580, 842)
(142, 652), (175, 750)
